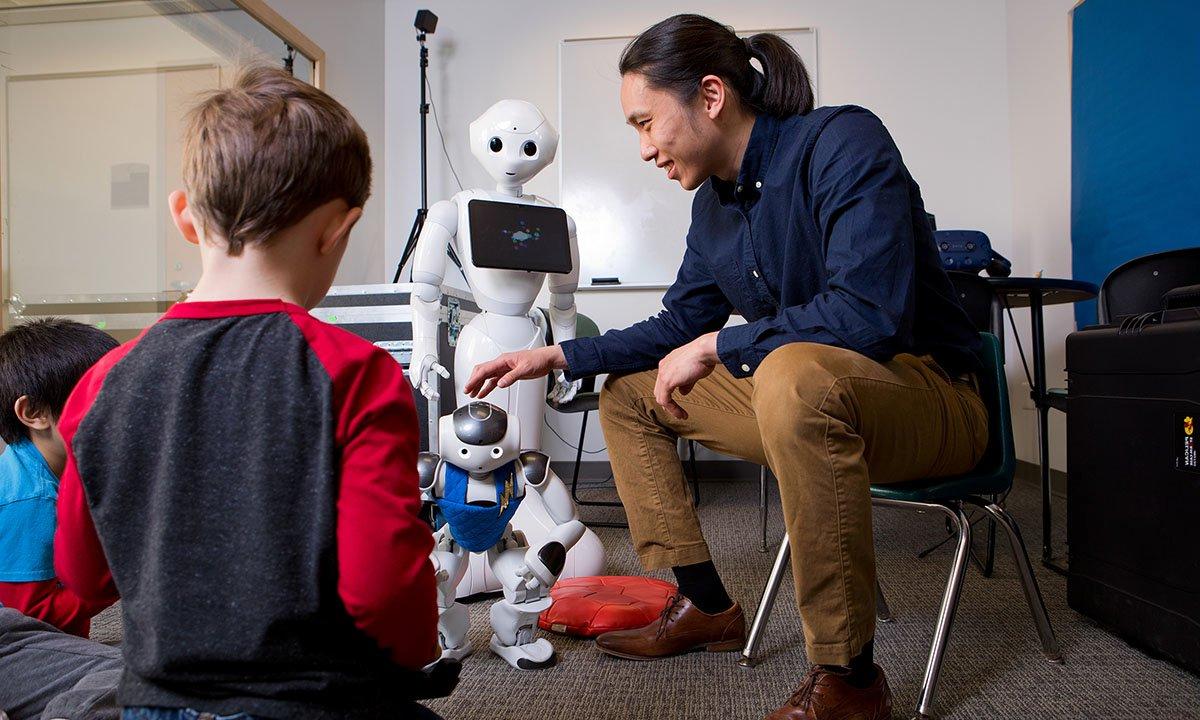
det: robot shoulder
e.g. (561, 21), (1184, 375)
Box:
(417, 451), (442, 490)
(426, 198), (459, 231)
(517, 450), (550, 487)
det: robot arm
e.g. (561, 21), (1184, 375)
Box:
(513, 451), (585, 590)
(409, 199), (459, 400)
(547, 214), (581, 405)
(417, 451), (442, 502)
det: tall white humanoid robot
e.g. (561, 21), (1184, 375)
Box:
(408, 99), (605, 596)
(421, 401), (583, 669)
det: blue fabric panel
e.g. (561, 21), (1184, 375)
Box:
(1072, 0), (1200, 327)
(435, 461), (521, 553)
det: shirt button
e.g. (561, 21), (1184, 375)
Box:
(735, 185), (743, 194)
(741, 364), (751, 373)
(755, 181), (763, 189)
(752, 270), (760, 278)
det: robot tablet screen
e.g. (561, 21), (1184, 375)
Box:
(467, 199), (572, 274)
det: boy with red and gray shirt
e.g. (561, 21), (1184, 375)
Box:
(54, 65), (453, 719)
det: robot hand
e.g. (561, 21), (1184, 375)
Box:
(513, 562), (547, 595)
(514, 540), (566, 595)
(409, 340), (451, 401)
(546, 369), (581, 406)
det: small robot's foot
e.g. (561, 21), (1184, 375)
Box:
(490, 634), (557, 670)
(439, 640), (474, 662)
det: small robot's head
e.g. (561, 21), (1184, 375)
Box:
(438, 401), (520, 473)
(469, 99), (558, 188)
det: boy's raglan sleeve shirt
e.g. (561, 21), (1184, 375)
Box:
(54, 359), (121, 606)
(315, 326), (439, 670)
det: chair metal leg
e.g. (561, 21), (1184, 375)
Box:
(759, 466), (769, 553)
(739, 533), (791, 669)
(870, 498), (973, 720)
(875, 579), (894, 624)
(912, 502), (972, 720)
(977, 501), (1063, 663)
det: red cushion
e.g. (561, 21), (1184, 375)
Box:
(538, 576), (678, 638)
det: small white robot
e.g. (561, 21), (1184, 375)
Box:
(421, 401), (584, 670)
(409, 99), (605, 596)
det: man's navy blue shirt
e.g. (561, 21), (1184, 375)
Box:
(561, 105), (980, 380)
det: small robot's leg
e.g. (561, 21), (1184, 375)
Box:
(488, 597), (556, 670)
(432, 528), (473, 661)
(486, 540), (556, 670)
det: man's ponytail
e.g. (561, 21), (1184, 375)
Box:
(743, 32), (814, 117)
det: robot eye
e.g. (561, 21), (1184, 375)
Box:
(489, 137), (503, 153)
(491, 447), (503, 458)
(522, 141), (537, 157)
(459, 447), (470, 458)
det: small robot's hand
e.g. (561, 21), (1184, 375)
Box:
(513, 563), (544, 594)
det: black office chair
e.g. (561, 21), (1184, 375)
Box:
(540, 310), (699, 528)
(1044, 247), (1200, 412)
(947, 270), (1002, 337)
(1097, 246), (1200, 323)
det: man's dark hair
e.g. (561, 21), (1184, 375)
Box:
(619, 14), (815, 118)
(0, 318), (119, 443)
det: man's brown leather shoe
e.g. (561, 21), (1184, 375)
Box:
(594, 594), (745, 660)
(765, 664), (894, 720)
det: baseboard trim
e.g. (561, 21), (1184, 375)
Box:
(1015, 459), (1068, 499)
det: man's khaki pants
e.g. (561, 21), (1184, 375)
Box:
(598, 342), (988, 666)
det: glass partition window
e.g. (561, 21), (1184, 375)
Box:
(0, 0), (319, 325)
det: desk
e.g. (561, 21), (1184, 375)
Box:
(986, 277), (1098, 574)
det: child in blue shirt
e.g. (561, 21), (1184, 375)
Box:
(0, 318), (118, 636)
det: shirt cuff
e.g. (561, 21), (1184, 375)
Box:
(717, 324), (761, 378)
(560, 338), (601, 382)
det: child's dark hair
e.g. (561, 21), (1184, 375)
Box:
(0, 318), (118, 443)
(619, 14), (814, 118)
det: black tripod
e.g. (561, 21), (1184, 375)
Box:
(393, 15), (435, 283)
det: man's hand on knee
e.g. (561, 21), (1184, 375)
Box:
(654, 332), (720, 420)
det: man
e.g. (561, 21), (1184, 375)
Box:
(466, 14), (985, 720)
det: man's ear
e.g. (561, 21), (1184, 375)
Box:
(319, 206), (364, 257)
(169, 190), (201, 246)
(699, 74), (727, 120)
(14, 395), (52, 432)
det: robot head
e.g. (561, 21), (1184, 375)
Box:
(470, 99), (558, 188)
(438, 401), (520, 473)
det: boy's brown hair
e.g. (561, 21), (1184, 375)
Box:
(182, 64), (371, 255)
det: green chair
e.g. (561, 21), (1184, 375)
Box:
(737, 333), (1062, 720)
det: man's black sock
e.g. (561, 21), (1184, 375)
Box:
(671, 560), (734, 615)
(820, 638), (877, 689)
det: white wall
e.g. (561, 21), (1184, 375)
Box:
(1004, 0), (1078, 472)
(265, 0), (387, 286)
(385, 0), (1017, 462)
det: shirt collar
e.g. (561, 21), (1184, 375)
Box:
(710, 113), (781, 207)
(9, 439), (56, 481)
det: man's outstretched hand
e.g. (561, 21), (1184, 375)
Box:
(465, 345), (568, 399)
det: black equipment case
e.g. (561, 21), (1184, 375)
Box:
(1065, 308), (1200, 675)
(312, 283), (479, 451)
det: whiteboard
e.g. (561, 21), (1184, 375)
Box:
(559, 28), (817, 289)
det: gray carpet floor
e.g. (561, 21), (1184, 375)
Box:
(91, 473), (1200, 719)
